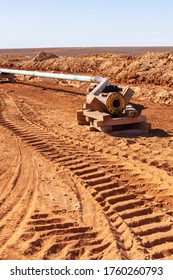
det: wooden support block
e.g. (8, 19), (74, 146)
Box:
(125, 104), (138, 117)
(78, 120), (89, 125)
(77, 110), (85, 121)
(82, 103), (92, 110)
(77, 102), (149, 135)
(83, 110), (111, 121)
(88, 96), (108, 112)
(123, 88), (134, 105)
(77, 109), (84, 117)
(94, 115), (146, 127)
(77, 110), (91, 125)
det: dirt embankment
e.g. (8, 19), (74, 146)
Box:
(0, 51), (173, 105)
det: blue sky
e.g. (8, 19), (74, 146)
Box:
(0, 0), (173, 48)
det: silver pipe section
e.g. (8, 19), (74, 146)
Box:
(0, 68), (108, 102)
(86, 77), (108, 103)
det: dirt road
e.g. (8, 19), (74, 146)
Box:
(0, 74), (172, 260)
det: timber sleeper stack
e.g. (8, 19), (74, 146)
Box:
(77, 87), (151, 135)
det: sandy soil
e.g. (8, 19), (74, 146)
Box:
(0, 50), (173, 260)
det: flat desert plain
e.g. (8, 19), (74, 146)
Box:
(0, 47), (173, 260)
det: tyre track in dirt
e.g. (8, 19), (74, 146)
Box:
(0, 94), (119, 260)
(0, 93), (173, 260)
(0, 130), (38, 257)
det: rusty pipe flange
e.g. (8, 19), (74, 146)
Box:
(106, 92), (126, 116)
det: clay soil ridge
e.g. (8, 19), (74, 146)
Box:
(0, 50), (173, 104)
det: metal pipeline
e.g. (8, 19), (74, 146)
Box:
(0, 68), (127, 115)
(0, 68), (108, 103)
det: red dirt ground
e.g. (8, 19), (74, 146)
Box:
(0, 48), (173, 260)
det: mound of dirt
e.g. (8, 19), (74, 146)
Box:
(33, 51), (58, 62)
(0, 51), (173, 104)
(116, 52), (173, 88)
(0, 56), (5, 64)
